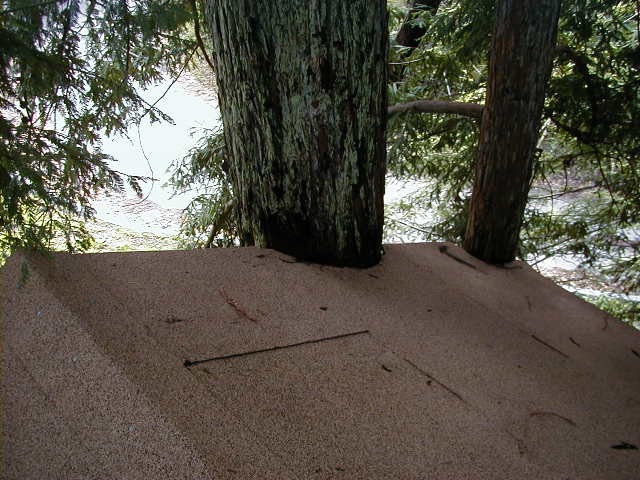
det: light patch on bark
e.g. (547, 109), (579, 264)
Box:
(206, 0), (388, 267)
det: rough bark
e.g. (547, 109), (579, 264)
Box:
(464, 0), (562, 264)
(205, 1), (388, 267)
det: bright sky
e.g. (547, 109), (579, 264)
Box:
(99, 75), (220, 210)
(90, 75), (419, 238)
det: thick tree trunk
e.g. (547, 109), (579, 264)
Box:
(205, 1), (388, 267)
(464, 0), (561, 263)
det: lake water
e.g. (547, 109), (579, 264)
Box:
(93, 73), (220, 236)
(93, 74), (420, 239)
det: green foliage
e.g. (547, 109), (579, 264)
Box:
(0, 0), (197, 262)
(386, 0), (640, 297)
(525, 0), (640, 292)
(7, 0), (634, 323)
(579, 293), (640, 329)
(172, 0), (493, 251)
(386, 0), (489, 246)
(167, 126), (237, 248)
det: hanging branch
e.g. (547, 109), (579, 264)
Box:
(190, 0), (216, 72)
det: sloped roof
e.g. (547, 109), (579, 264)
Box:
(2, 243), (639, 479)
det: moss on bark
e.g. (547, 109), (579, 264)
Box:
(206, 0), (388, 267)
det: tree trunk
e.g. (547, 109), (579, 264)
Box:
(205, 1), (388, 267)
(464, 0), (561, 264)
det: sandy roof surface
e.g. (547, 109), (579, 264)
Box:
(2, 243), (639, 479)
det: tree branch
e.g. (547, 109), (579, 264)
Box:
(395, 0), (442, 48)
(546, 113), (591, 144)
(190, 0), (216, 73)
(391, 0), (442, 82)
(554, 44), (590, 76)
(388, 100), (483, 119)
(140, 46), (197, 120)
(205, 200), (233, 248)
(554, 43), (601, 131)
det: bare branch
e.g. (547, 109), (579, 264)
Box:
(388, 100), (483, 119)
(391, 0), (442, 81)
(190, 0), (216, 73)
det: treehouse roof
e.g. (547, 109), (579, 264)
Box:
(2, 244), (639, 479)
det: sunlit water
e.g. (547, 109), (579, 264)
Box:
(92, 73), (416, 240)
(93, 72), (220, 237)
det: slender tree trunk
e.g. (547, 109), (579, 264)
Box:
(205, 1), (388, 267)
(464, 0), (562, 263)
